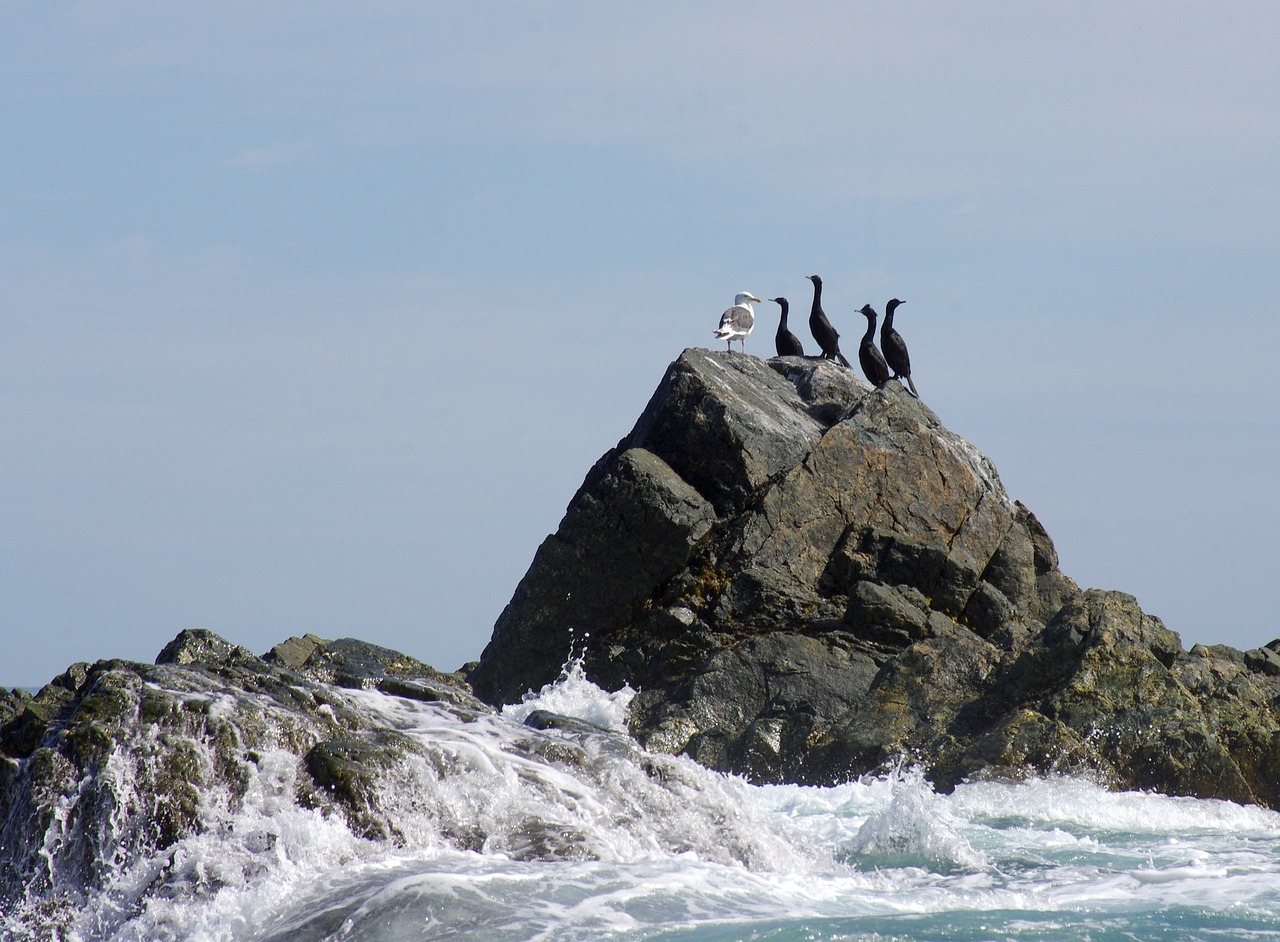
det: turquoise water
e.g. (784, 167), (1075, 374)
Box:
(246, 773), (1280, 941)
(6, 665), (1280, 941)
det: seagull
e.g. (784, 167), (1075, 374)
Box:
(713, 292), (762, 352)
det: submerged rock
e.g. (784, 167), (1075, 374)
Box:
(472, 348), (1280, 807)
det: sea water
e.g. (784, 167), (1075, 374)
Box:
(5, 661), (1280, 941)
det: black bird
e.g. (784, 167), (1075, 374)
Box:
(770, 297), (805, 357)
(857, 304), (892, 387)
(806, 275), (850, 367)
(880, 298), (919, 397)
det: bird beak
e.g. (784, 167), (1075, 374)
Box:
(752, 296), (762, 303)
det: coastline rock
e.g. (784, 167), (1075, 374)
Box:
(5, 339), (1280, 924)
(471, 348), (1280, 807)
(0, 632), (488, 913)
(1, 628), (791, 934)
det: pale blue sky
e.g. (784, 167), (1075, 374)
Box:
(4, 2), (1279, 687)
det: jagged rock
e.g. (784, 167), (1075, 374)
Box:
(265, 632), (328, 670)
(640, 632), (879, 783)
(471, 348), (1073, 735)
(264, 634), (484, 712)
(156, 627), (261, 667)
(468, 445), (717, 703)
(801, 588), (1280, 804)
(472, 348), (1280, 807)
(10, 627), (784, 934)
(1245, 645), (1280, 676)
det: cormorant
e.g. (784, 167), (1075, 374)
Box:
(806, 275), (850, 367)
(857, 304), (892, 387)
(769, 297), (805, 357)
(713, 292), (762, 352)
(880, 298), (919, 397)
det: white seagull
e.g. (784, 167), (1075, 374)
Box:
(713, 291), (762, 353)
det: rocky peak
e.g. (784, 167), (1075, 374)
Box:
(470, 348), (1075, 705)
(471, 348), (1280, 805)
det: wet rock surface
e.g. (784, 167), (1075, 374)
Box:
(0, 630), (487, 912)
(0, 626), (794, 934)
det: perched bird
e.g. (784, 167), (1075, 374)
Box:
(769, 297), (805, 357)
(713, 291), (762, 352)
(806, 275), (850, 367)
(857, 304), (892, 387)
(880, 298), (919, 397)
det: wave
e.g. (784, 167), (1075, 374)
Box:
(4, 661), (1280, 941)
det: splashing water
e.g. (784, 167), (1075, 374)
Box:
(500, 655), (636, 731)
(4, 662), (1280, 941)
(842, 764), (987, 871)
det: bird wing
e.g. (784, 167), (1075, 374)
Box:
(714, 304), (754, 335)
(884, 328), (911, 372)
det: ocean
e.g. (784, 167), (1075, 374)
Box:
(5, 662), (1280, 942)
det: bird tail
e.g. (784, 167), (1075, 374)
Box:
(836, 351), (851, 368)
(906, 375), (919, 398)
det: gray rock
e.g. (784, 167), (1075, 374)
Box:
(627, 350), (831, 516)
(472, 347), (1280, 807)
(302, 734), (415, 840)
(1245, 646), (1280, 676)
(265, 634), (481, 711)
(470, 442), (717, 705)
(157, 627), (262, 667)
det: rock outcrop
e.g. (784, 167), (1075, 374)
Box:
(0, 627), (802, 935)
(0, 630), (487, 915)
(471, 348), (1280, 807)
(5, 343), (1279, 901)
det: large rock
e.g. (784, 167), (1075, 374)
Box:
(471, 348), (1280, 805)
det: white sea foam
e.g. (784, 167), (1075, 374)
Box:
(759, 767), (1280, 928)
(7, 666), (1280, 941)
(346, 681), (821, 872)
(499, 655), (636, 731)
(843, 767), (987, 870)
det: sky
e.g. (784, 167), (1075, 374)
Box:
(3, 2), (1279, 689)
